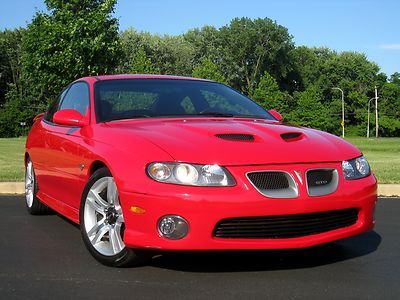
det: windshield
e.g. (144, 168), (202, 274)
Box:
(94, 79), (275, 122)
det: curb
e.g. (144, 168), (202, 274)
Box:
(0, 182), (399, 197)
(377, 184), (400, 197)
(0, 182), (25, 194)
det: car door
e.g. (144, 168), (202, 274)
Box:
(31, 88), (68, 198)
(42, 81), (90, 210)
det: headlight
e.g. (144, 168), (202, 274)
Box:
(342, 156), (371, 180)
(147, 162), (235, 186)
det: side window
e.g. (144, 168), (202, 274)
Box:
(44, 88), (68, 122)
(59, 82), (90, 116)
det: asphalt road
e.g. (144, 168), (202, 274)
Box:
(1, 196), (399, 299)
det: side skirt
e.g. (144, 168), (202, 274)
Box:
(37, 191), (80, 224)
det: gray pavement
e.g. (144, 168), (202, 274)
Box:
(0, 196), (399, 299)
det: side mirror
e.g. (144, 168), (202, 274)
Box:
(53, 109), (88, 127)
(268, 109), (283, 122)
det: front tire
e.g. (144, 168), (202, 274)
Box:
(80, 167), (151, 267)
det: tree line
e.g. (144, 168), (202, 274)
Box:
(0, 0), (399, 137)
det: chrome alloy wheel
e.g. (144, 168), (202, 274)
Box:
(25, 160), (34, 208)
(83, 177), (125, 256)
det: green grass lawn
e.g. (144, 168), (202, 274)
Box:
(0, 136), (399, 183)
(0, 137), (26, 182)
(346, 137), (400, 184)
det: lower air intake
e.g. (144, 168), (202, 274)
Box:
(213, 208), (359, 239)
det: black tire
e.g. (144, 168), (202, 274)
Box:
(25, 158), (51, 215)
(79, 167), (152, 267)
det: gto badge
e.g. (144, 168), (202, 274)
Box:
(315, 180), (328, 185)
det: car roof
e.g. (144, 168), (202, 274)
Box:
(78, 74), (212, 83)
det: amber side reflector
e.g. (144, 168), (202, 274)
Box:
(130, 206), (146, 214)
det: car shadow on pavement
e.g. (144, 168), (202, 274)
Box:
(149, 231), (381, 272)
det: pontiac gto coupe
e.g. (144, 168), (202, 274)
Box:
(25, 75), (377, 267)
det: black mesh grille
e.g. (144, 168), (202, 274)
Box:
(213, 208), (359, 239)
(247, 172), (289, 190)
(215, 133), (254, 141)
(307, 169), (334, 187)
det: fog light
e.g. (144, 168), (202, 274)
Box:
(158, 215), (189, 240)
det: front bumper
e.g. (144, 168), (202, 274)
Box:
(119, 162), (377, 250)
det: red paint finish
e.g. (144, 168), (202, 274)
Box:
(53, 109), (88, 127)
(26, 75), (377, 251)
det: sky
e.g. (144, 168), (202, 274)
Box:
(0, 0), (399, 77)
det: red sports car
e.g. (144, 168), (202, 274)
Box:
(25, 74), (377, 267)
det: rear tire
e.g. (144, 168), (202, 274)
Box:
(80, 167), (151, 267)
(25, 158), (51, 215)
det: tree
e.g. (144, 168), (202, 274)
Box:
(22, 0), (121, 106)
(252, 71), (289, 113)
(289, 86), (333, 132)
(289, 46), (335, 92)
(120, 29), (195, 76)
(184, 26), (220, 64)
(130, 46), (159, 74)
(0, 29), (25, 106)
(216, 17), (295, 94)
(192, 58), (226, 83)
(390, 72), (400, 85)
(0, 29), (37, 137)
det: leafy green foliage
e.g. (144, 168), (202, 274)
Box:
(192, 58), (226, 83)
(22, 0), (121, 104)
(252, 71), (289, 113)
(215, 18), (294, 94)
(0, 85), (38, 137)
(289, 86), (333, 132)
(0, 10), (399, 137)
(129, 46), (159, 74)
(0, 29), (25, 106)
(120, 29), (195, 76)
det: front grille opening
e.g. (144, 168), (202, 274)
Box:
(213, 208), (359, 239)
(306, 169), (339, 196)
(215, 133), (255, 141)
(247, 171), (298, 198)
(248, 172), (289, 190)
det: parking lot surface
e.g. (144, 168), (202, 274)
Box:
(1, 196), (399, 299)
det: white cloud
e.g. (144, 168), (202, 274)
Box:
(379, 44), (400, 50)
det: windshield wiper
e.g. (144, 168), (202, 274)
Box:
(105, 115), (152, 122)
(196, 112), (235, 117)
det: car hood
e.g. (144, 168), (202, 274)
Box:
(104, 118), (361, 166)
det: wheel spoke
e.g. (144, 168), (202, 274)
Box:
(117, 214), (124, 223)
(27, 162), (32, 177)
(88, 190), (108, 212)
(107, 178), (118, 205)
(91, 224), (109, 244)
(109, 224), (124, 254)
(87, 219), (106, 237)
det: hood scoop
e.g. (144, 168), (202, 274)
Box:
(280, 132), (304, 142)
(215, 133), (255, 141)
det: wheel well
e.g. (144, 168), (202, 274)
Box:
(89, 160), (108, 176)
(24, 153), (30, 167)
